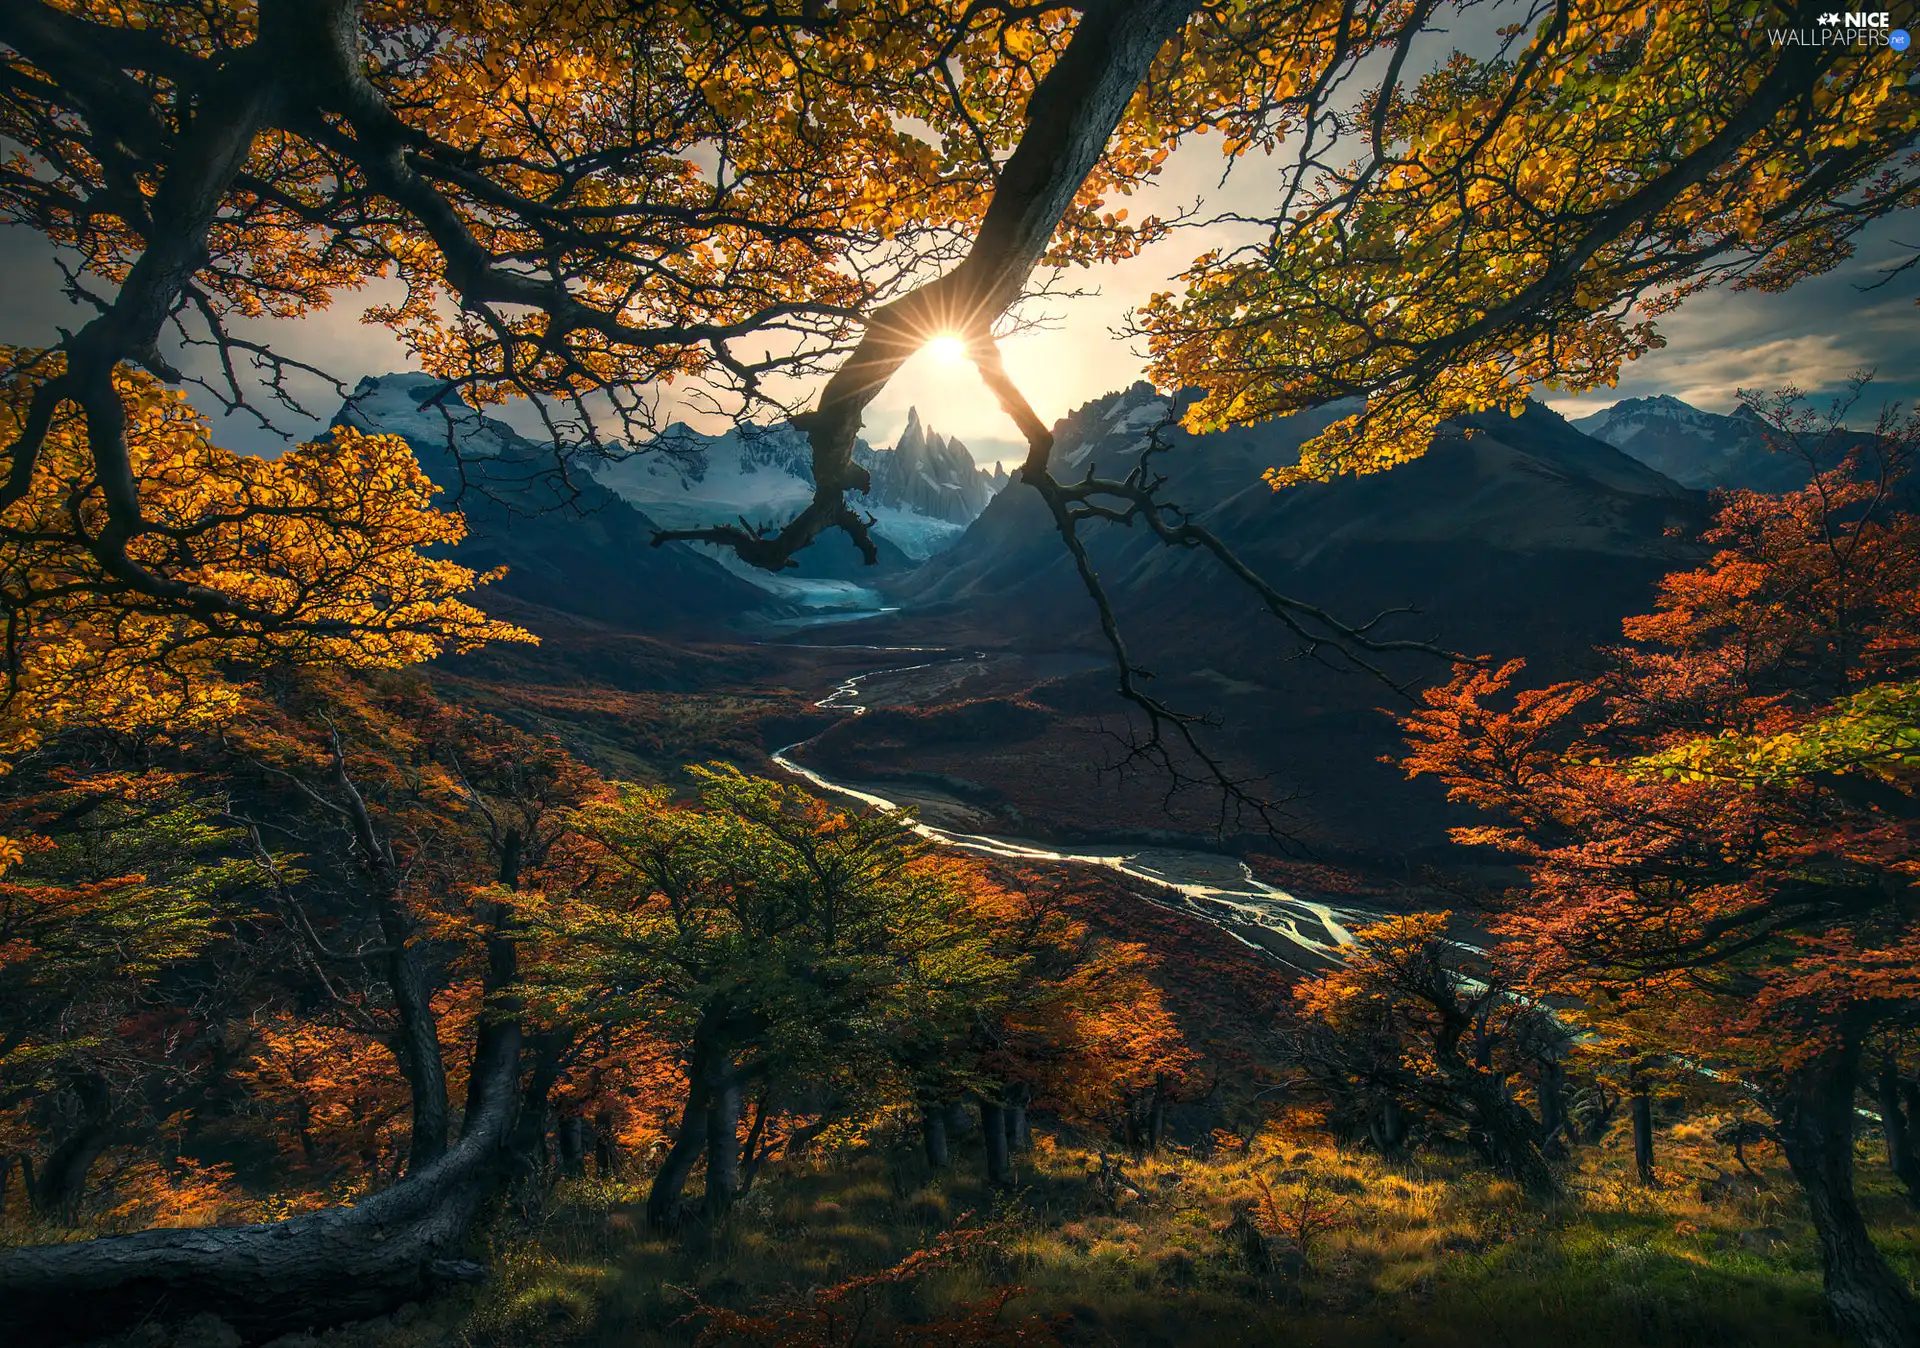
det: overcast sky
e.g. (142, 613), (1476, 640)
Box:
(3, 20), (1915, 471)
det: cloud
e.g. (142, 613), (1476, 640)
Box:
(1547, 218), (1920, 421)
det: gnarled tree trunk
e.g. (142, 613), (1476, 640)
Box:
(30, 1073), (113, 1220)
(1368, 1097), (1408, 1155)
(0, 1020), (522, 1344)
(1775, 1046), (1920, 1348)
(1448, 1066), (1560, 1199)
(645, 1084), (710, 1231)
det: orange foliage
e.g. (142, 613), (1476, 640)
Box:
(1398, 399), (1920, 1078)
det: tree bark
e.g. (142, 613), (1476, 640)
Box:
(645, 1084), (710, 1232)
(594, 1109), (619, 1180)
(1876, 1059), (1920, 1209)
(31, 1074), (113, 1220)
(1775, 1047), (1920, 1348)
(556, 1113), (588, 1178)
(1005, 1083), (1033, 1153)
(922, 1104), (951, 1169)
(1632, 1083), (1656, 1186)
(1538, 1060), (1567, 1152)
(704, 1070), (742, 1220)
(0, 1015), (522, 1344)
(382, 938), (448, 1173)
(979, 1099), (1013, 1188)
(1368, 1098), (1407, 1154)
(510, 1026), (570, 1173)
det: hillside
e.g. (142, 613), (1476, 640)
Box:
(813, 388), (1709, 861)
(335, 375), (776, 632)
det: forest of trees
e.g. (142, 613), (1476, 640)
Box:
(0, 1), (1915, 1345)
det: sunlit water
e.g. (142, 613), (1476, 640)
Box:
(772, 656), (1377, 968)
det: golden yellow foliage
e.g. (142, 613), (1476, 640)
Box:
(1142, 2), (1919, 483)
(0, 352), (531, 757)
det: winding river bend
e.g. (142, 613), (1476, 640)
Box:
(772, 650), (1382, 969)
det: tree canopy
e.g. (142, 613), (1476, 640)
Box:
(1391, 393), (1920, 1346)
(1, 2), (1912, 771)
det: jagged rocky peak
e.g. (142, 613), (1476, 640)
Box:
(336, 372), (529, 459)
(1570, 393), (1810, 493)
(867, 406), (998, 522)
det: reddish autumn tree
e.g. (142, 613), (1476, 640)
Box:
(1398, 389), (1920, 1348)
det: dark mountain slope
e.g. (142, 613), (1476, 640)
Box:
(861, 388), (1707, 860)
(1570, 393), (1813, 493)
(335, 374), (774, 632)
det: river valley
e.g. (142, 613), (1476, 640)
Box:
(772, 648), (1381, 969)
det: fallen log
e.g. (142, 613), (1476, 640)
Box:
(0, 1024), (521, 1345)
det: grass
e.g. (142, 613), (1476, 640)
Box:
(356, 1109), (1920, 1348)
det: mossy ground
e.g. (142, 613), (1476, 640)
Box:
(408, 1111), (1919, 1348)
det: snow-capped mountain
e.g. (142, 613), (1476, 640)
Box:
(332, 373), (773, 630)
(1570, 394), (1810, 493)
(868, 408), (1003, 523)
(592, 406), (1004, 565)
(334, 374), (1008, 626)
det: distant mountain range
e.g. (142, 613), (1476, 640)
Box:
(334, 370), (1840, 857)
(1569, 393), (1811, 492)
(335, 374), (769, 631)
(592, 404), (1003, 567)
(336, 374), (1004, 627)
(335, 371), (1803, 651)
(878, 384), (1709, 857)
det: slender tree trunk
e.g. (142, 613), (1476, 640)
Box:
(1775, 1047), (1920, 1348)
(595, 1109), (620, 1180)
(1876, 1059), (1920, 1209)
(1632, 1083), (1656, 1186)
(1146, 1092), (1166, 1155)
(704, 1069), (743, 1220)
(1538, 1060), (1567, 1152)
(384, 940), (448, 1173)
(295, 1097), (320, 1166)
(645, 1085), (710, 1232)
(738, 1092), (771, 1193)
(31, 1074), (112, 1219)
(922, 1104), (951, 1169)
(556, 1114), (588, 1178)
(510, 1026), (571, 1173)
(945, 1101), (974, 1138)
(979, 1099), (1013, 1188)
(1005, 1083), (1032, 1153)
(335, 747), (449, 1175)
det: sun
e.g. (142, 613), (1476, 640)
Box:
(925, 333), (967, 364)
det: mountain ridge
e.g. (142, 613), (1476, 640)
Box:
(1569, 393), (1812, 492)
